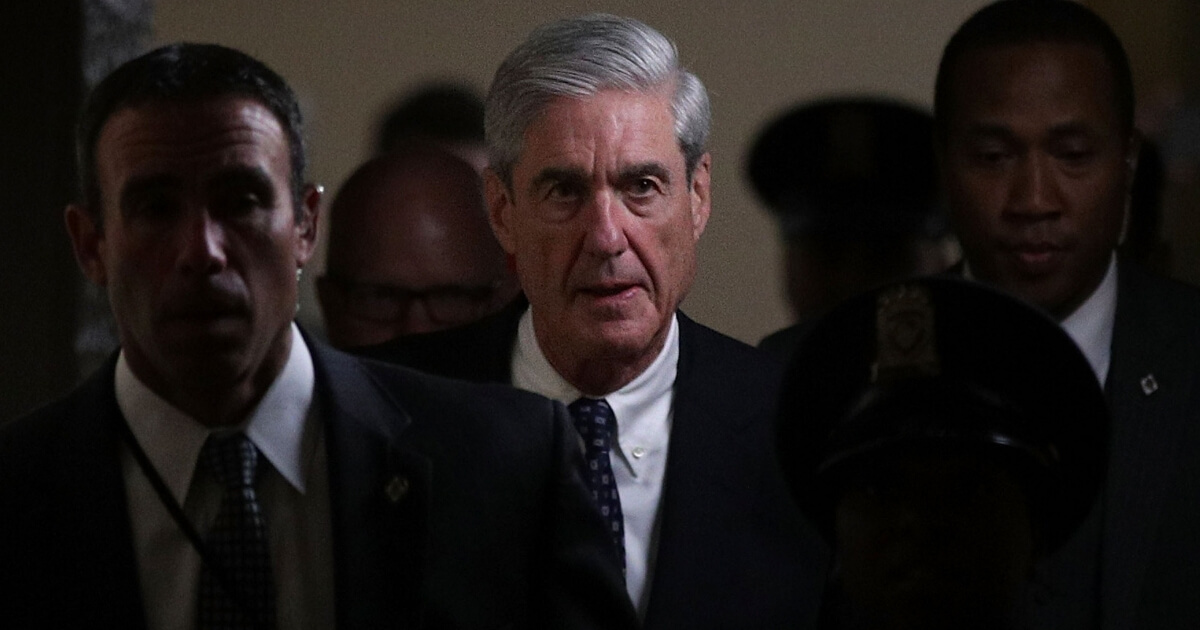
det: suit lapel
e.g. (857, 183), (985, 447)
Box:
(51, 361), (147, 627)
(643, 315), (763, 624)
(1100, 264), (1200, 630)
(310, 341), (432, 628)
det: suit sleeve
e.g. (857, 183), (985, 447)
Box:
(533, 399), (640, 629)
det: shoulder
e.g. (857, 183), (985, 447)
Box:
(314, 340), (563, 451)
(0, 365), (112, 461)
(1116, 262), (1200, 342)
(757, 321), (817, 363)
(0, 366), (118, 517)
(678, 313), (783, 375)
(676, 312), (784, 403)
(358, 354), (557, 419)
(1119, 262), (1200, 313)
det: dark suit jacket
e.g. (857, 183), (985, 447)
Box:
(887, 261), (1200, 630)
(359, 304), (829, 629)
(0, 336), (635, 629)
(1095, 262), (1200, 629)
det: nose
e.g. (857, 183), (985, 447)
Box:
(177, 209), (228, 275)
(1007, 153), (1060, 220)
(580, 190), (628, 257)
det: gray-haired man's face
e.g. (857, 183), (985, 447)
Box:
(487, 89), (711, 389)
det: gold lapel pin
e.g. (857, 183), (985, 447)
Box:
(385, 475), (410, 503)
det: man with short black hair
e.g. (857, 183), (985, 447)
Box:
(0, 42), (633, 629)
(936, 1), (1200, 626)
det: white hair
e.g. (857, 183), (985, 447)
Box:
(485, 13), (711, 186)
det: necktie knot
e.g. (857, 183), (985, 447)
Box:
(202, 433), (261, 491)
(568, 397), (617, 449)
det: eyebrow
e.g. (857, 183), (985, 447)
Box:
(119, 174), (181, 212)
(618, 162), (672, 185)
(529, 162), (674, 193)
(208, 165), (278, 201)
(530, 167), (588, 195)
(118, 164), (280, 215)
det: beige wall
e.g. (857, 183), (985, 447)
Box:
(154, 0), (990, 344)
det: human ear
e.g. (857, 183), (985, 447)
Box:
(484, 168), (518, 254)
(688, 153), (712, 241)
(294, 183), (322, 267)
(64, 204), (108, 286)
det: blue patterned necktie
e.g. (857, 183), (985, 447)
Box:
(568, 397), (626, 569)
(198, 433), (276, 629)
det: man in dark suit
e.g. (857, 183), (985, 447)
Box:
(0, 43), (633, 629)
(935, 1), (1200, 627)
(359, 14), (826, 629)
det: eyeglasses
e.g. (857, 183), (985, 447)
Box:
(319, 274), (501, 326)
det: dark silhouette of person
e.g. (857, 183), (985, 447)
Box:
(777, 277), (1108, 630)
(748, 98), (956, 359)
(375, 82), (487, 171)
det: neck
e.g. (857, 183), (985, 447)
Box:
(167, 374), (278, 427)
(123, 326), (294, 428)
(555, 356), (654, 397)
(540, 330), (668, 397)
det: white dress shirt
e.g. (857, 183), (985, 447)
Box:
(1059, 256), (1118, 387)
(116, 324), (334, 630)
(512, 309), (678, 618)
(965, 255), (1117, 386)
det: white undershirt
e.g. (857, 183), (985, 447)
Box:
(116, 324), (334, 629)
(512, 309), (678, 618)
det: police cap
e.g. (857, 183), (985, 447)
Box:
(775, 276), (1108, 554)
(746, 97), (944, 240)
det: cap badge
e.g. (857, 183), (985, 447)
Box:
(873, 284), (940, 384)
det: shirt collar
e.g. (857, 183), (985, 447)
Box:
(963, 255), (1117, 385)
(1059, 255), (1118, 386)
(512, 308), (679, 433)
(115, 323), (317, 504)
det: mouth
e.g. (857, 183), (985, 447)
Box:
(573, 280), (650, 315)
(1004, 241), (1066, 276)
(580, 283), (641, 300)
(161, 290), (250, 329)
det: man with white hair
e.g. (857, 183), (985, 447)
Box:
(362, 14), (825, 628)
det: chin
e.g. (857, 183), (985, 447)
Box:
(588, 322), (663, 358)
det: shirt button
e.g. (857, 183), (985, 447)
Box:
(632, 447), (646, 459)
